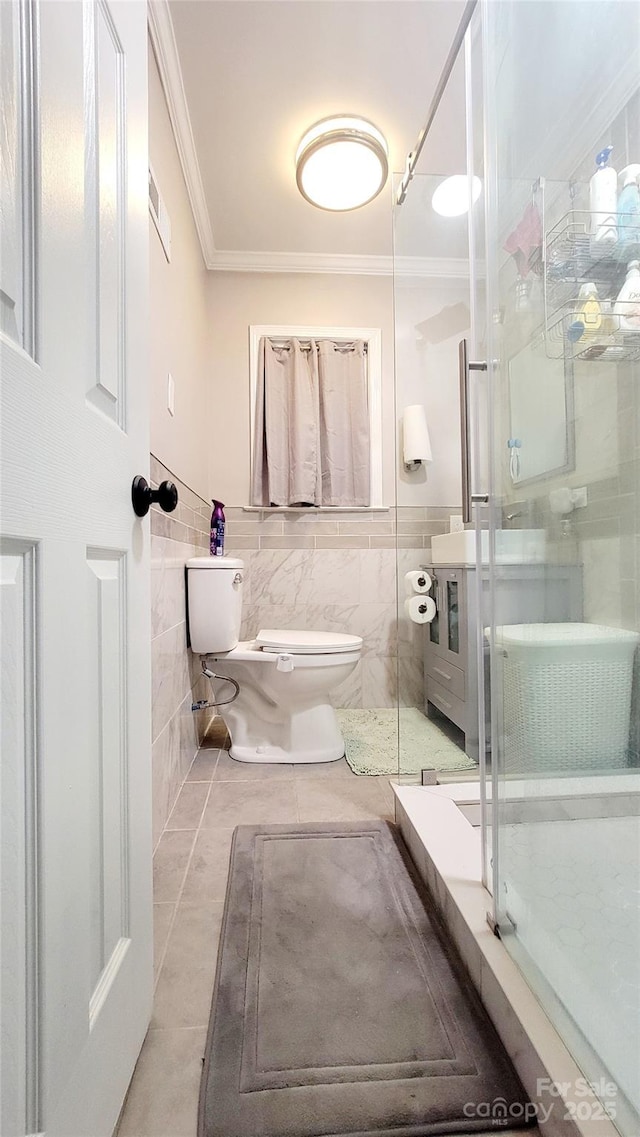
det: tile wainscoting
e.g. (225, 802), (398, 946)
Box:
(224, 505), (452, 551)
(225, 506), (455, 710)
(150, 456), (212, 846)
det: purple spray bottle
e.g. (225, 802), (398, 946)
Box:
(210, 500), (225, 556)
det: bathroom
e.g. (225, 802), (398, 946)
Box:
(0, 2), (638, 1136)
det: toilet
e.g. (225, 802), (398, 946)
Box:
(186, 556), (362, 763)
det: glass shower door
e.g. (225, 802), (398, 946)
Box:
(392, 38), (477, 784)
(483, 2), (640, 1132)
(393, 13), (492, 789)
(465, 8), (492, 886)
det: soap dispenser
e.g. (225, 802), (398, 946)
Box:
(617, 165), (640, 251)
(589, 146), (617, 245)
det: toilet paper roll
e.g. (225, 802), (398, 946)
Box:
(404, 595), (436, 624)
(405, 569), (432, 595)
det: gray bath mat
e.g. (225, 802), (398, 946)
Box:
(199, 821), (530, 1137)
(337, 708), (476, 776)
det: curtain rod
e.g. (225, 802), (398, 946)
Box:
(397, 0), (477, 206)
(266, 338), (367, 354)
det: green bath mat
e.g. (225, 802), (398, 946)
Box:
(336, 707), (476, 776)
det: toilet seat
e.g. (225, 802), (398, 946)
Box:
(255, 628), (363, 655)
(208, 638), (361, 667)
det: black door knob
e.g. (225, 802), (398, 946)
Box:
(131, 475), (179, 518)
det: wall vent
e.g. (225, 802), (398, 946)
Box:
(149, 165), (171, 262)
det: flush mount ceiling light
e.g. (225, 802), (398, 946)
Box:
(432, 174), (482, 217)
(295, 115), (389, 211)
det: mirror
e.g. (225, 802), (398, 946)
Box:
(508, 341), (575, 484)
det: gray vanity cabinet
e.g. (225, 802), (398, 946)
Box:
(423, 562), (583, 763)
(424, 567), (469, 734)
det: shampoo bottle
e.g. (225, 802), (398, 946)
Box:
(589, 146), (617, 246)
(210, 500), (226, 556)
(576, 282), (602, 335)
(617, 165), (640, 251)
(614, 260), (640, 331)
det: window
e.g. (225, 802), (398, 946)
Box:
(249, 324), (382, 508)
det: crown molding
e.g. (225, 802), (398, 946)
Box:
(208, 250), (391, 275)
(208, 250), (470, 279)
(395, 256), (471, 281)
(147, 0), (216, 265)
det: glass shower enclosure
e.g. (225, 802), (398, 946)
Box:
(393, 3), (640, 1133)
(393, 32), (486, 786)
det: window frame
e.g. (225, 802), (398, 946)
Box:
(248, 323), (383, 508)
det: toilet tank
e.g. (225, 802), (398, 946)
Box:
(186, 557), (244, 653)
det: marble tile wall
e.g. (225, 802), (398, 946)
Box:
(150, 455), (213, 847)
(225, 506), (456, 710)
(149, 482), (458, 768)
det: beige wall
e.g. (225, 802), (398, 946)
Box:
(148, 42), (214, 837)
(394, 278), (468, 508)
(207, 271), (395, 506)
(148, 40), (210, 501)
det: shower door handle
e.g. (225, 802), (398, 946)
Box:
(459, 339), (488, 524)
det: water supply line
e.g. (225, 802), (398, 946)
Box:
(191, 658), (240, 712)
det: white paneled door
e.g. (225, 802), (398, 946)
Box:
(1, 2), (151, 1135)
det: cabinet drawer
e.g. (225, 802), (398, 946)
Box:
(426, 657), (465, 700)
(426, 677), (466, 731)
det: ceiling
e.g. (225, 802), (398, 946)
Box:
(166, 0), (468, 262)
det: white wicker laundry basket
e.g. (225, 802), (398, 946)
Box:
(494, 623), (640, 774)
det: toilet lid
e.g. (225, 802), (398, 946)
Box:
(255, 629), (363, 655)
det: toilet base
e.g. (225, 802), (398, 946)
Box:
(218, 698), (348, 764)
(207, 653), (358, 765)
(228, 741), (344, 764)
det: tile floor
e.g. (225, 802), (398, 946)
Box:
(117, 729), (525, 1137)
(117, 730), (395, 1137)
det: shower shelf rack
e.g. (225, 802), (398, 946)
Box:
(542, 208), (640, 362)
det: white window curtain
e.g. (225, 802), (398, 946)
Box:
(252, 337), (370, 507)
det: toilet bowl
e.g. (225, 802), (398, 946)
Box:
(206, 630), (361, 763)
(186, 558), (362, 763)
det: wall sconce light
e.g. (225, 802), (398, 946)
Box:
(403, 405), (432, 471)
